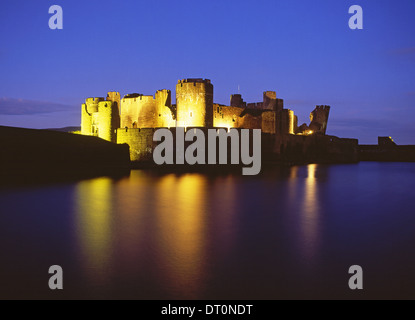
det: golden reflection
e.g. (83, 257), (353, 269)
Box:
(288, 166), (299, 201)
(301, 164), (320, 262)
(75, 177), (113, 286)
(155, 174), (207, 298)
(113, 170), (149, 271)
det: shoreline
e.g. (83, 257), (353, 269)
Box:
(1, 125), (414, 188)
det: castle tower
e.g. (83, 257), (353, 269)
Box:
(276, 109), (295, 135)
(176, 78), (213, 128)
(97, 100), (118, 143)
(107, 92), (121, 112)
(81, 97), (105, 136)
(80, 97), (118, 142)
(230, 94), (246, 108)
(106, 92), (121, 137)
(263, 91), (277, 110)
(309, 105), (330, 134)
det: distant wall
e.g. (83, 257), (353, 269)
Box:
(359, 137), (415, 161)
(273, 134), (359, 163)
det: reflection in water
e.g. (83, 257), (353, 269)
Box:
(75, 177), (113, 287)
(301, 164), (320, 263)
(288, 166), (299, 202)
(71, 166), (322, 296)
(113, 170), (149, 275)
(212, 175), (237, 254)
(3, 163), (415, 299)
(155, 174), (207, 298)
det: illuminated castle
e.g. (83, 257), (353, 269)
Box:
(80, 78), (330, 160)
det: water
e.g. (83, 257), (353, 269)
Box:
(1, 162), (415, 299)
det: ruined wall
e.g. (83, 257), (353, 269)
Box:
(120, 94), (140, 128)
(120, 94), (157, 128)
(155, 89), (176, 128)
(107, 92), (121, 110)
(238, 112), (263, 129)
(121, 91), (175, 129)
(263, 91), (277, 110)
(213, 104), (244, 128)
(230, 91), (282, 111)
(176, 78), (213, 128)
(309, 105), (330, 134)
(136, 95), (158, 128)
(230, 94), (246, 108)
(261, 92), (283, 111)
(213, 105), (266, 130)
(116, 128), (156, 161)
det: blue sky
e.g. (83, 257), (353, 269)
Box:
(0, 0), (414, 143)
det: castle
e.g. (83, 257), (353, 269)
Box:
(80, 78), (330, 161)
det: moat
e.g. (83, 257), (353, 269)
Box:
(1, 162), (415, 299)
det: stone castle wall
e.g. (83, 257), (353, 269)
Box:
(120, 90), (175, 129)
(116, 128), (156, 161)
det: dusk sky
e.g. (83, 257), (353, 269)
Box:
(0, 0), (414, 144)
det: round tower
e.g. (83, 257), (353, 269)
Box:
(97, 100), (117, 143)
(176, 78), (213, 128)
(81, 97), (105, 135)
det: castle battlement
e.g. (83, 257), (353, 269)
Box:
(178, 78), (211, 85)
(85, 97), (105, 104)
(122, 94), (154, 101)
